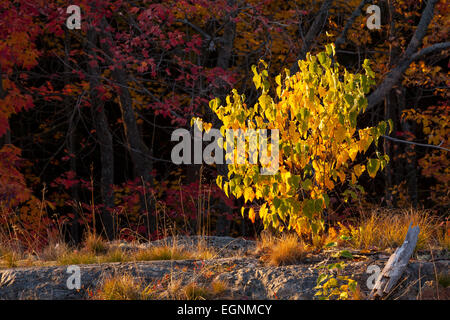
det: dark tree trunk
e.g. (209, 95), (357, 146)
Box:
(213, 1), (237, 236)
(64, 29), (80, 243)
(98, 18), (155, 237)
(399, 89), (418, 207)
(87, 27), (115, 240)
(290, 0), (333, 74)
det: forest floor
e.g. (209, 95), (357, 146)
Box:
(0, 235), (449, 300)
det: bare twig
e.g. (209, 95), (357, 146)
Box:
(381, 135), (449, 152)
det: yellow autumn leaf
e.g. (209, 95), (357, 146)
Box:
(348, 147), (358, 161)
(203, 122), (212, 132)
(248, 207), (256, 223)
(259, 203), (268, 219)
(354, 164), (365, 178)
(244, 187), (255, 203)
(351, 173), (357, 184)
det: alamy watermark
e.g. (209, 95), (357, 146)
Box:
(171, 120), (279, 175)
(366, 5), (381, 30)
(366, 264), (381, 290)
(66, 5), (81, 30)
(66, 265), (81, 290)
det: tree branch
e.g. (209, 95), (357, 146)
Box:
(335, 0), (369, 47)
(367, 0), (442, 110)
(290, 0), (333, 74)
(382, 135), (449, 152)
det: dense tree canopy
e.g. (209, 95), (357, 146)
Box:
(0, 0), (448, 246)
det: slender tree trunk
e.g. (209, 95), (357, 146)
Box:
(87, 27), (115, 240)
(290, 0), (333, 74)
(213, 1), (237, 236)
(98, 18), (155, 237)
(64, 29), (80, 243)
(367, 0), (442, 110)
(383, 94), (394, 207)
(399, 89), (418, 207)
(383, 2), (397, 208)
(0, 70), (11, 147)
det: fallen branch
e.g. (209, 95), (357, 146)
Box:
(369, 223), (420, 299)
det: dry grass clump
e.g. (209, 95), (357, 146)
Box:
(100, 248), (128, 263)
(132, 244), (191, 261)
(94, 273), (152, 300)
(346, 208), (447, 250)
(162, 279), (227, 300)
(183, 283), (211, 300)
(57, 251), (98, 265)
(436, 220), (449, 250)
(38, 241), (70, 261)
(0, 243), (28, 268)
(132, 240), (216, 262)
(83, 233), (108, 255)
(257, 232), (309, 266)
(210, 279), (228, 297)
(1, 251), (20, 268)
(93, 273), (227, 300)
(1, 236), (218, 268)
(190, 240), (217, 260)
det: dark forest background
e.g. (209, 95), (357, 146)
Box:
(0, 0), (448, 246)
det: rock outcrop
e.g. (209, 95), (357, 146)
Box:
(0, 236), (448, 300)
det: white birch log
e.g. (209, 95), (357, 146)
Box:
(369, 223), (420, 299)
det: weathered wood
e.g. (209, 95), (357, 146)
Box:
(369, 223), (420, 299)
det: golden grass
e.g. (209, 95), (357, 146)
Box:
(0, 244), (27, 268)
(38, 241), (70, 261)
(1, 238), (217, 268)
(210, 279), (228, 297)
(57, 251), (98, 265)
(132, 240), (216, 262)
(257, 232), (309, 266)
(183, 283), (210, 300)
(93, 273), (225, 300)
(164, 280), (221, 300)
(344, 208), (447, 250)
(191, 239), (217, 260)
(94, 274), (152, 300)
(2, 251), (19, 268)
(0, 208), (445, 270)
(83, 233), (108, 255)
(132, 245), (191, 261)
(100, 248), (128, 263)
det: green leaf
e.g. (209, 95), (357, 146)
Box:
(325, 242), (337, 248)
(273, 197), (281, 209)
(287, 174), (301, 189)
(317, 273), (328, 284)
(322, 193), (330, 207)
(303, 199), (315, 219)
(349, 110), (357, 128)
(301, 179), (312, 191)
(314, 198), (323, 213)
(317, 52), (328, 66)
(344, 94), (354, 107)
(339, 250), (354, 259)
(367, 158), (380, 178)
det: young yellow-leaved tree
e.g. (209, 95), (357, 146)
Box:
(200, 44), (391, 241)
